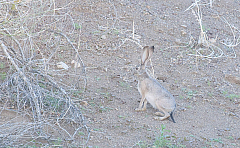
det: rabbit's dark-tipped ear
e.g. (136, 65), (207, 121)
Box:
(141, 46), (154, 66)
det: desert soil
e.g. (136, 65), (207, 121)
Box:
(77, 0), (240, 147)
(1, 0), (240, 147)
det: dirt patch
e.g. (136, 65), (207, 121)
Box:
(0, 0), (240, 147)
(77, 0), (240, 147)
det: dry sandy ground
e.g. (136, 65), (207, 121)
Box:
(0, 0), (240, 147)
(76, 0), (240, 147)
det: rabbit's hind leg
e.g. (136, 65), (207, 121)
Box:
(153, 104), (170, 121)
(154, 112), (164, 116)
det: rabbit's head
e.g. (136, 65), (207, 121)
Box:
(134, 46), (154, 79)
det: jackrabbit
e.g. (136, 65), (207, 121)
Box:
(134, 46), (176, 123)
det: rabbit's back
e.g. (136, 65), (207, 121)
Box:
(138, 77), (176, 112)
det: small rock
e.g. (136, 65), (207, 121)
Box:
(224, 128), (230, 131)
(121, 130), (128, 134)
(80, 101), (88, 106)
(228, 112), (236, 116)
(118, 54), (124, 58)
(105, 136), (112, 140)
(209, 37), (217, 43)
(103, 67), (107, 72)
(175, 39), (183, 45)
(181, 25), (187, 28)
(126, 119), (131, 123)
(217, 132), (223, 136)
(225, 74), (240, 85)
(57, 62), (69, 69)
(71, 60), (81, 68)
(101, 35), (106, 39)
(180, 107), (187, 111)
(181, 30), (187, 36)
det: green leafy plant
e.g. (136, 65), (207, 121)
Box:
(43, 96), (63, 111)
(74, 23), (82, 30)
(153, 125), (172, 147)
(95, 76), (101, 81)
(118, 115), (126, 119)
(222, 91), (240, 101)
(79, 131), (85, 136)
(136, 141), (149, 148)
(52, 137), (63, 147)
(112, 28), (119, 35)
(119, 81), (130, 89)
(0, 63), (5, 69)
(0, 72), (6, 80)
(211, 138), (224, 144)
(227, 94), (240, 101)
(99, 106), (113, 113)
(153, 125), (186, 148)
(72, 90), (83, 97)
(181, 88), (197, 99)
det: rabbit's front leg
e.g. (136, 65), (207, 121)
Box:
(142, 99), (147, 110)
(135, 96), (147, 111)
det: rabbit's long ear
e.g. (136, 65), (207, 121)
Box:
(141, 46), (154, 66)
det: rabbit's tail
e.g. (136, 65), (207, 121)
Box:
(170, 111), (176, 123)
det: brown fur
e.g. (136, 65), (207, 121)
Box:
(135, 46), (176, 123)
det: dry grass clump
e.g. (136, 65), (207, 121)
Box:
(0, 0), (89, 147)
(185, 0), (239, 59)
